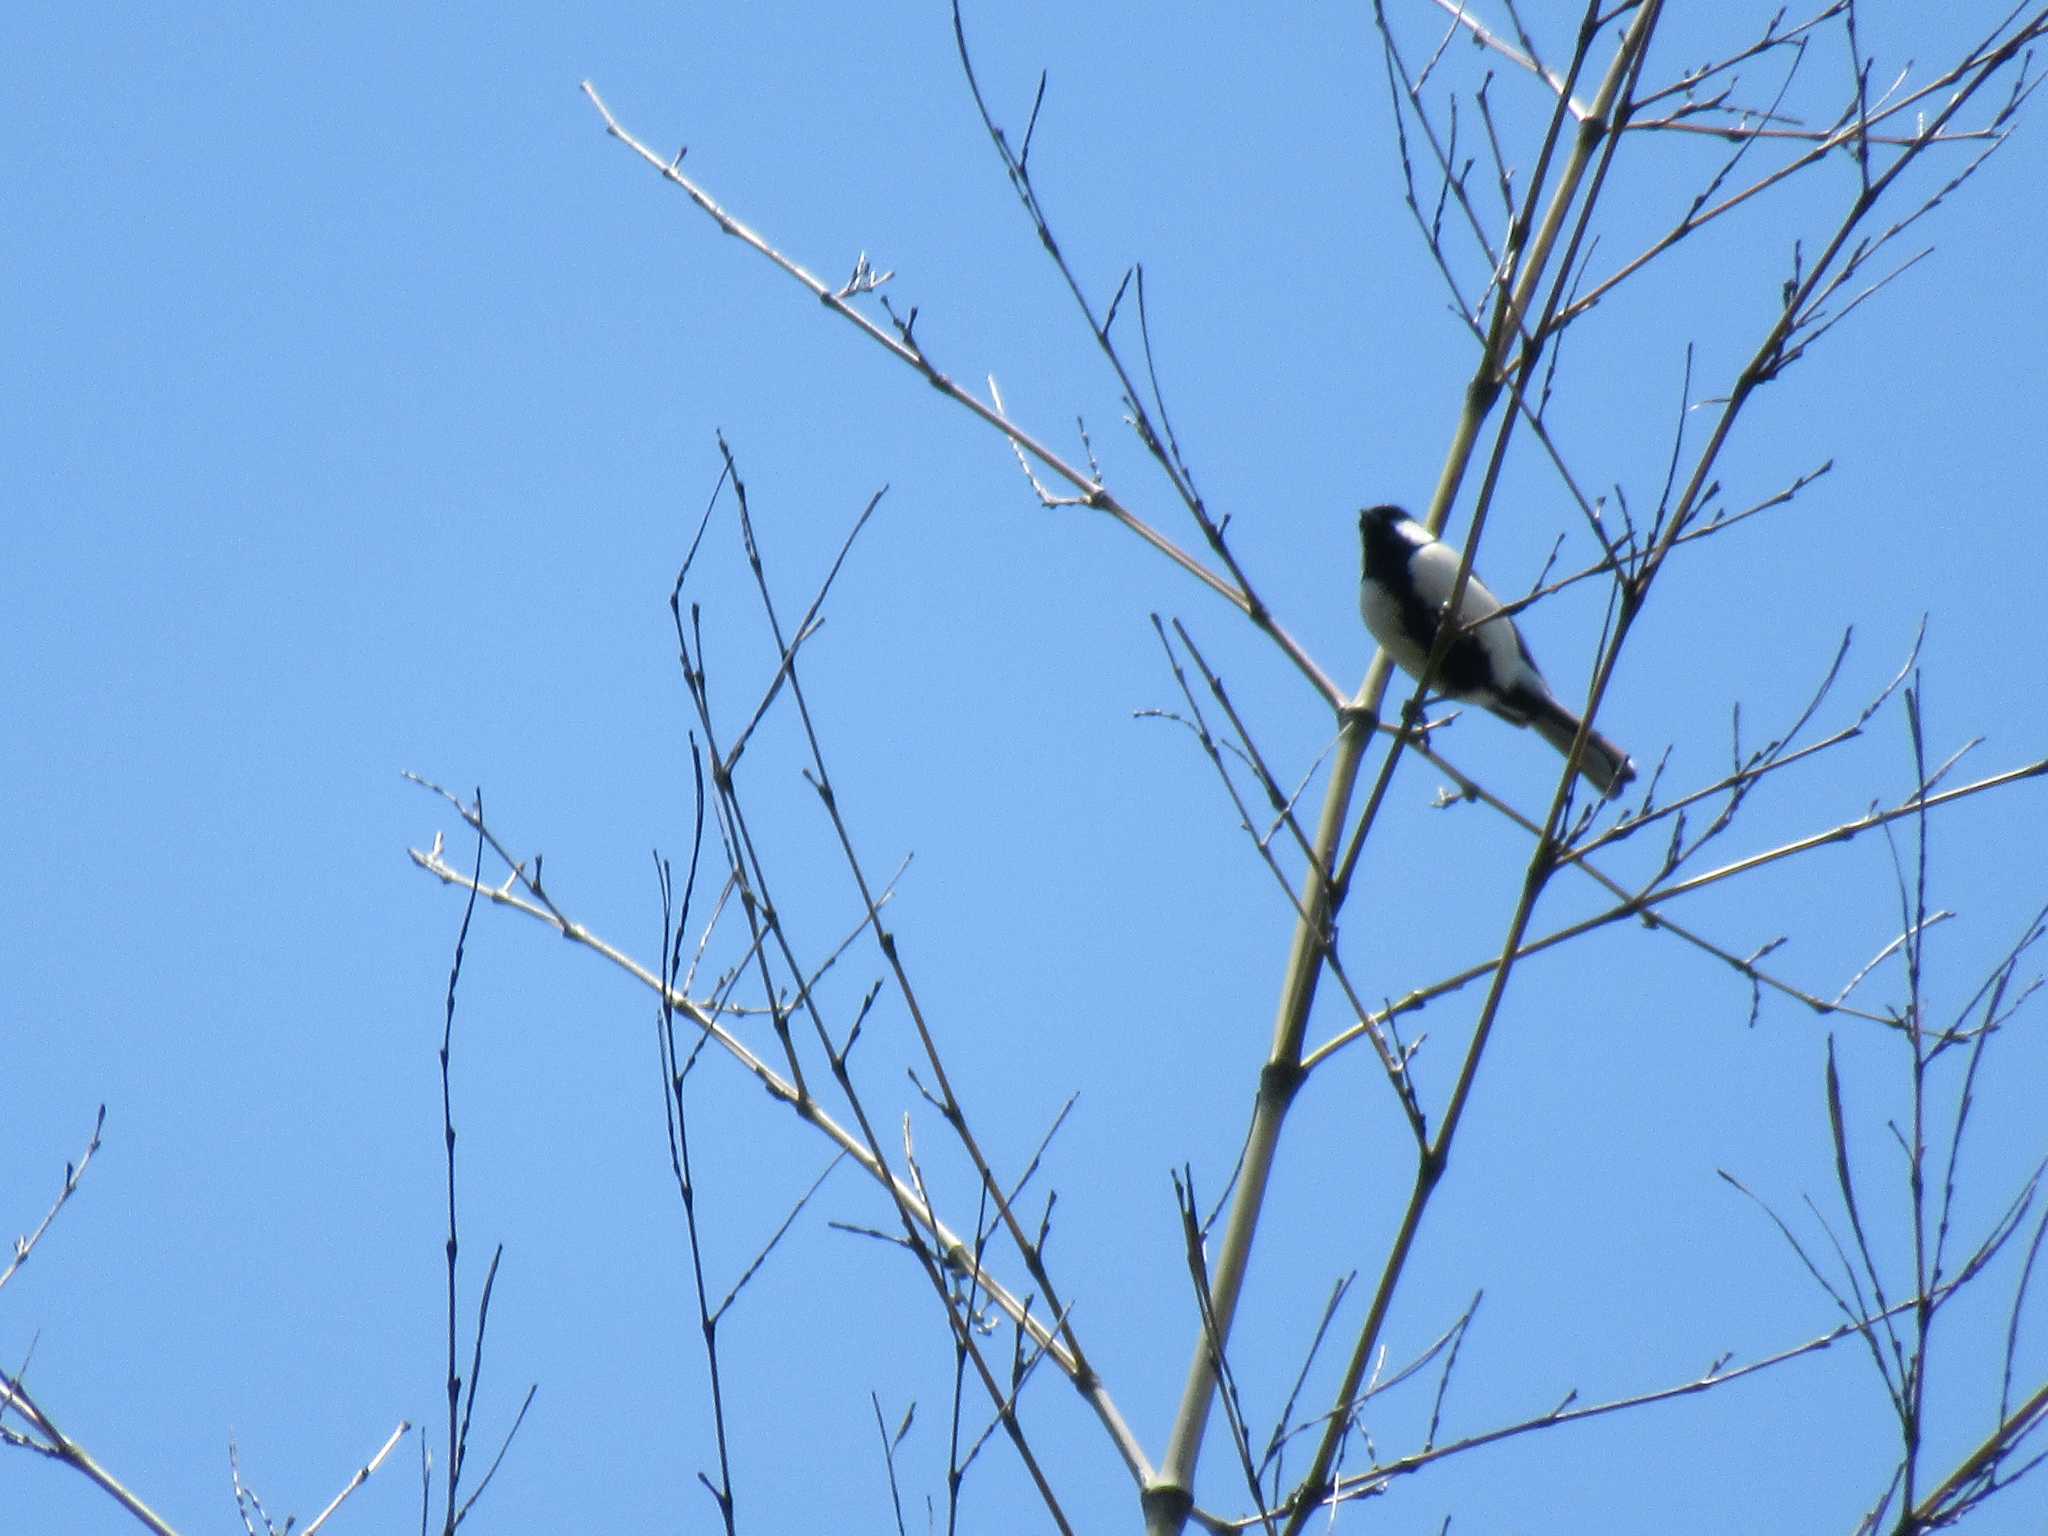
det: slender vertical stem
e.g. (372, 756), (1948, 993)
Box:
(1153, 714), (1369, 1516)
(1150, 12), (1665, 1528)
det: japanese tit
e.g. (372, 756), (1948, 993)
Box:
(1358, 504), (1636, 795)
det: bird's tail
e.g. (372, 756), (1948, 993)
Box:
(1528, 696), (1636, 796)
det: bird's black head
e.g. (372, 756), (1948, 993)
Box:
(1358, 504), (1423, 578)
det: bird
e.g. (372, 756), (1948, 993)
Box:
(1358, 504), (1636, 795)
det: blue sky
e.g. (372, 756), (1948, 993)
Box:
(6, 5), (2046, 1533)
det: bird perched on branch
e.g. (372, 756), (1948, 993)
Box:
(1358, 504), (1636, 795)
